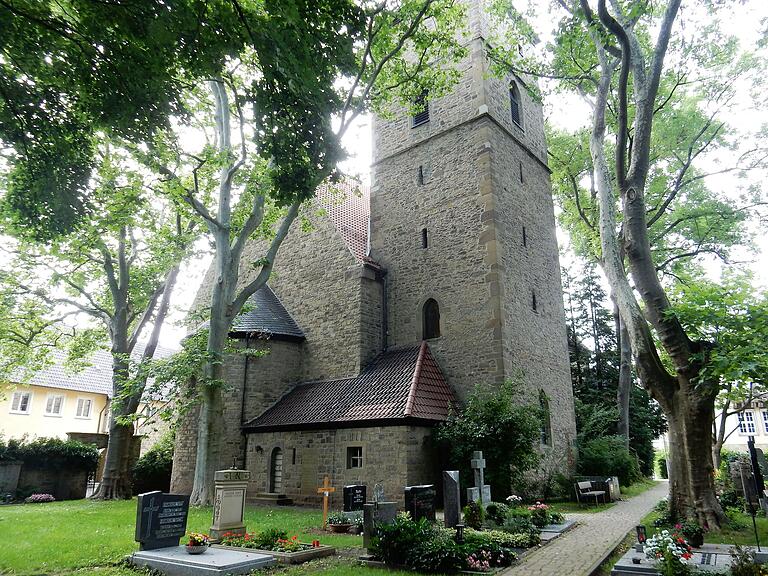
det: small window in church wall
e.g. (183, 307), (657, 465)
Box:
(532, 292), (538, 312)
(412, 90), (430, 127)
(423, 298), (441, 339)
(347, 446), (363, 469)
(418, 165), (425, 185)
(292, 447), (296, 465)
(522, 226), (527, 248)
(421, 228), (429, 249)
(510, 82), (523, 128)
(519, 160), (524, 183)
(539, 390), (552, 446)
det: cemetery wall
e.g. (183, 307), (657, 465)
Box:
(17, 466), (89, 500)
(245, 424), (437, 506)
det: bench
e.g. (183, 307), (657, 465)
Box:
(575, 481), (607, 505)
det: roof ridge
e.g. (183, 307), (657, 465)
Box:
(404, 341), (428, 416)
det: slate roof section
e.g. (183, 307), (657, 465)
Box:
(21, 343), (177, 398)
(230, 285), (305, 341)
(243, 342), (456, 431)
(316, 181), (370, 262)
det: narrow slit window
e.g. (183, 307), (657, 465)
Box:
(532, 292), (538, 312)
(539, 390), (552, 446)
(412, 90), (430, 127)
(519, 161), (524, 183)
(421, 228), (428, 249)
(292, 447), (296, 465)
(522, 226), (527, 247)
(510, 82), (522, 128)
(423, 298), (441, 339)
(418, 165), (424, 185)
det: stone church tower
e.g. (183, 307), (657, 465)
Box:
(370, 3), (576, 470)
(171, 0), (576, 504)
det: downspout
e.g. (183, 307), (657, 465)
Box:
(240, 335), (251, 468)
(97, 398), (110, 434)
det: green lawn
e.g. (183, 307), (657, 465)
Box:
(0, 499), (364, 575)
(640, 508), (768, 546)
(548, 479), (659, 514)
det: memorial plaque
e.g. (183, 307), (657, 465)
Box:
(343, 485), (366, 512)
(404, 484), (436, 523)
(135, 491), (190, 551)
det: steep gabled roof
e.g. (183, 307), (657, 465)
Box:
(243, 342), (456, 431)
(316, 181), (370, 262)
(230, 285), (305, 341)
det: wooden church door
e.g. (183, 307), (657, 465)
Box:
(269, 448), (283, 493)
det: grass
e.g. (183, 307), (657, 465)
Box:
(548, 479), (659, 514)
(0, 499), (363, 575)
(640, 507), (768, 547)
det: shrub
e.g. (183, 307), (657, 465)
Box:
(463, 500), (484, 530)
(435, 379), (542, 498)
(730, 544), (768, 576)
(24, 493), (55, 503)
(501, 515), (538, 539)
(3, 437), (99, 471)
(484, 502), (509, 526)
(527, 502), (552, 528)
(372, 515), (517, 573)
(133, 432), (174, 495)
(719, 489), (743, 510)
(578, 435), (641, 486)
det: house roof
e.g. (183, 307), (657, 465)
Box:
(21, 343), (177, 399)
(243, 342), (456, 431)
(316, 181), (370, 262)
(230, 285), (305, 341)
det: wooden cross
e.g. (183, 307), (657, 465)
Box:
(317, 475), (336, 528)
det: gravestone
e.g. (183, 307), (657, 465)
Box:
(373, 482), (385, 503)
(210, 469), (250, 540)
(443, 471), (461, 528)
(362, 501), (398, 550)
(404, 484), (436, 522)
(466, 451), (492, 506)
(343, 485), (366, 512)
(135, 491), (190, 550)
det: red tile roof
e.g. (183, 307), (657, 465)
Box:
(316, 181), (370, 262)
(243, 342), (456, 431)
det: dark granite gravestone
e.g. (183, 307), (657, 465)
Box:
(443, 471), (461, 528)
(135, 491), (190, 551)
(404, 484), (436, 523)
(343, 485), (366, 512)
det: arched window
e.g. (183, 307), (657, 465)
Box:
(423, 298), (441, 339)
(510, 82), (522, 128)
(539, 390), (552, 446)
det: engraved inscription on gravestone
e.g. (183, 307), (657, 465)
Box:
(135, 491), (190, 551)
(210, 469), (250, 539)
(404, 485), (436, 523)
(343, 485), (366, 512)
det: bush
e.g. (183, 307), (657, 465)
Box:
(578, 435), (641, 486)
(435, 379), (542, 499)
(372, 515), (517, 573)
(499, 516), (540, 547)
(1, 437), (98, 471)
(463, 500), (484, 530)
(24, 493), (55, 503)
(484, 502), (509, 526)
(133, 432), (174, 495)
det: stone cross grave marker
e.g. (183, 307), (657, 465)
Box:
(443, 470), (461, 528)
(317, 475), (335, 528)
(467, 451), (492, 506)
(135, 491), (190, 550)
(373, 482), (385, 503)
(404, 484), (436, 522)
(210, 469), (251, 540)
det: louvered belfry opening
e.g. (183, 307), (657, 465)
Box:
(412, 90), (430, 127)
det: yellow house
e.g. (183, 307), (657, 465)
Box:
(1, 345), (175, 445)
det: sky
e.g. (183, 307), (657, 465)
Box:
(156, 1), (768, 347)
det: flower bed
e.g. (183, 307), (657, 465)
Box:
(214, 529), (335, 564)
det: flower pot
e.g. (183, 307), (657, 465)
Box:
(328, 523), (352, 533)
(186, 544), (208, 555)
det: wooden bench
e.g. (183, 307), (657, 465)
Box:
(575, 481), (607, 505)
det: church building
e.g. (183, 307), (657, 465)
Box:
(171, 2), (576, 506)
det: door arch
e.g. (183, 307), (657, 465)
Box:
(269, 447), (283, 493)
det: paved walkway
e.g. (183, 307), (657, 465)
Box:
(501, 481), (668, 576)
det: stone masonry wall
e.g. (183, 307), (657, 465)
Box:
(245, 425), (437, 507)
(170, 339), (303, 494)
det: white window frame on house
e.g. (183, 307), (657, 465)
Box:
(45, 394), (64, 417)
(76, 397), (93, 419)
(739, 409), (756, 435)
(346, 446), (363, 469)
(761, 410), (768, 434)
(10, 391), (32, 414)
